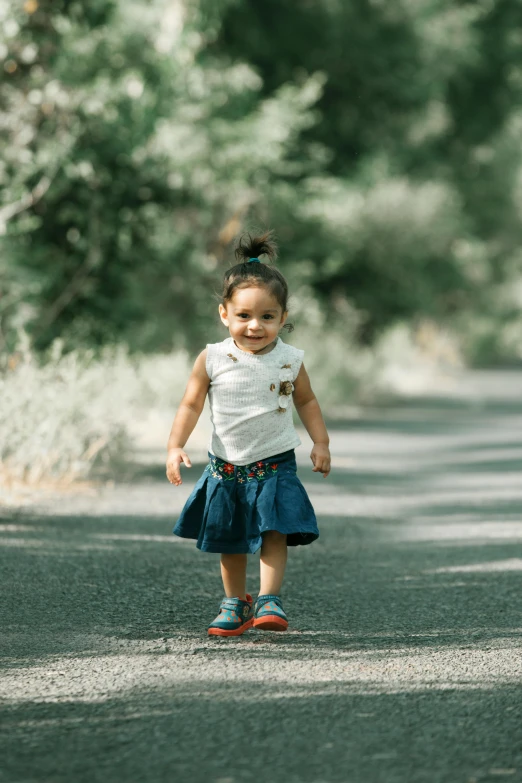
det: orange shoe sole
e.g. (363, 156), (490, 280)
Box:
(253, 615), (288, 631)
(208, 618), (254, 637)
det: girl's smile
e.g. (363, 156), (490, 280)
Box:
(219, 286), (287, 355)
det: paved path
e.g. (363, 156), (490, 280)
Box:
(2, 371), (522, 783)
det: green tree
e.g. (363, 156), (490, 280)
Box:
(3, 0), (522, 363)
(215, 0), (522, 358)
(0, 0), (322, 353)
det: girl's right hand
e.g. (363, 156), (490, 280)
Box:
(166, 449), (192, 486)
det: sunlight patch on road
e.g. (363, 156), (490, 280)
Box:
(0, 532), (191, 551)
(3, 642), (522, 705)
(0, 537), (114, 552)
(93, 533), (189, 543)
(426, 558), (522, 573)
(395, 521), (522, 543)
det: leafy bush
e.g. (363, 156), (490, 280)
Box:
(0, 334), (190, 487)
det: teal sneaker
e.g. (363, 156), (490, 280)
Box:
(253, 594), (288, 631)
(207, 594), (254, 637)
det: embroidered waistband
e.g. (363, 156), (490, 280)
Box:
(206, 451), (294, 483)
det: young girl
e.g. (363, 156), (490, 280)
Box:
(166, 231), (331, 637)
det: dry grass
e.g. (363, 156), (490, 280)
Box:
(0, 335), (190, 494)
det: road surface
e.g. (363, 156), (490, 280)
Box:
(2, 371), (522, 782)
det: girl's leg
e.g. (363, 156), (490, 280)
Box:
(259, 531), (287, 595)
(220, 553), (248, 599)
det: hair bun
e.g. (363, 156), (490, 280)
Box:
(235, 230), (278, 263)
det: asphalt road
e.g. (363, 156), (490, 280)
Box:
(2, 371), (522, 783)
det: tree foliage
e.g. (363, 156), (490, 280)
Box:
(2, 0), (522, 362)
(215, 0), (522, 357)
(1, 0), (321, 352)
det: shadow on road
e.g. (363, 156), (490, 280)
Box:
(4, 681), (522, 783)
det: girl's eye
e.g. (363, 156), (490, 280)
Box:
(236, 313), (274, 319)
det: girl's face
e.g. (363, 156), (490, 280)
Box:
(219, 285), (287, 354)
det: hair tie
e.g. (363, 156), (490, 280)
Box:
(248, 257), (261, 263)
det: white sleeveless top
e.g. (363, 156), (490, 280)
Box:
(205, 337), (304, 465)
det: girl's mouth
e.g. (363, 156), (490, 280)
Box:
(246, 336), (263, 341)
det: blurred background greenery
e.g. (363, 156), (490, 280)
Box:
(2, 0), (522, 485)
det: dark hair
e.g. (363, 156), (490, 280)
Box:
(222, 231), (292, 329)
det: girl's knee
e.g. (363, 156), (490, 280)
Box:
(262, 530), (287, 544)
(220, 552), (247, 563)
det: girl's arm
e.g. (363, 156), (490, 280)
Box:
(166, 349), (210, 486)
(292, 363), (331, 478)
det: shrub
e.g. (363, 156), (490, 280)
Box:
(0, 334), (189, 487)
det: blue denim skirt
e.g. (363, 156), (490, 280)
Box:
(173, 449), (319, 553)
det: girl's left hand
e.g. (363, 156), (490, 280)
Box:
(311, 443), (331, 478)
